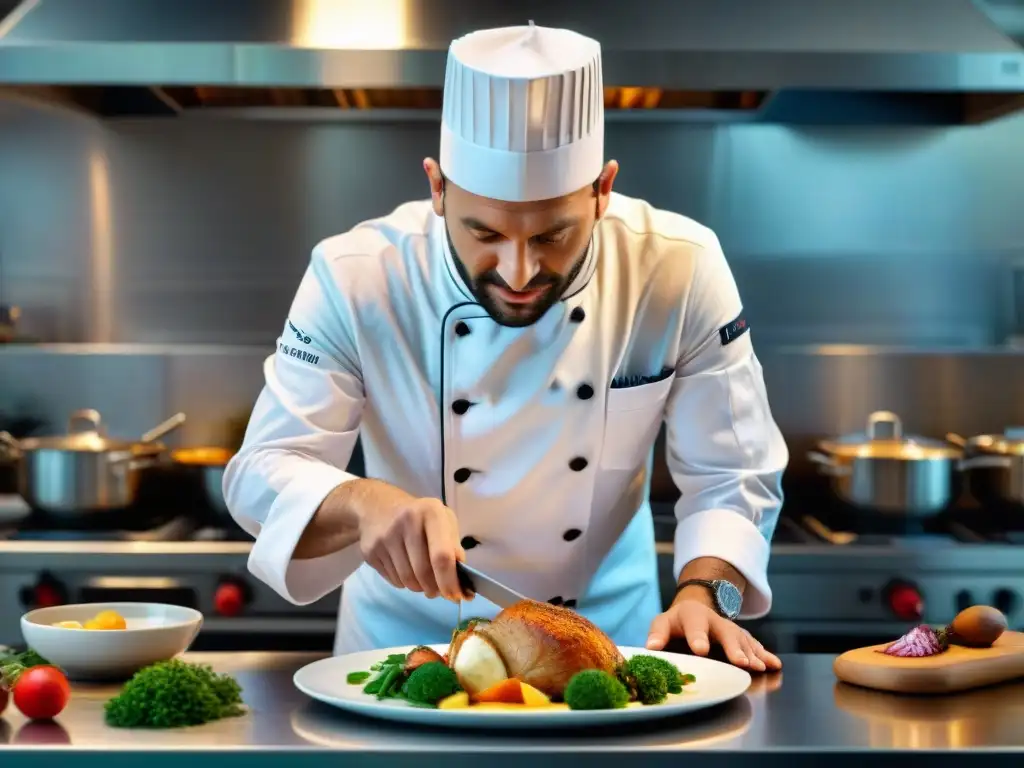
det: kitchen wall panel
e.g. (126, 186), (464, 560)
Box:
(4, 97), (1020, 348)
(0, 96), (1022, 451)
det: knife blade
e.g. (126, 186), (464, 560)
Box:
(456, 561), (526, 608)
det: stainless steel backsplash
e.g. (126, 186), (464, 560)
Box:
(0, 96), (1021, 454)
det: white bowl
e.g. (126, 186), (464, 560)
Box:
(20, 602), (203, 680)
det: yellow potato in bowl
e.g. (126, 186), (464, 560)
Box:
(54, 609), (127, 631)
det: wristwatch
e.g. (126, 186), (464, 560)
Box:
(676, 579), (743, 620)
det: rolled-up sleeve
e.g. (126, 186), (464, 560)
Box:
(222, 248), (367, 606)
(664, 233), (788, 618)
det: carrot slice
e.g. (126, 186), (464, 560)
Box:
(474, 678), (524, 704)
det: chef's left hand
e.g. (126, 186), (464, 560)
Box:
(645, 597), (782, 673)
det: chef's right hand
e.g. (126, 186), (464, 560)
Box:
(355, 482), (470, 602)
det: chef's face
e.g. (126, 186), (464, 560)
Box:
(425, 158), (619, 327)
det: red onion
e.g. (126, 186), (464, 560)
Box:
(877, 625), (949, 657)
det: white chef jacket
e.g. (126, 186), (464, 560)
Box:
(223, 191), (788, 655)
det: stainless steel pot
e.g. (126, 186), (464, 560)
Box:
(948, 430), (1024, 509)
(0, 408), (186, 517)
(807, 410), (964, 517)
(171, 447), (232, 520)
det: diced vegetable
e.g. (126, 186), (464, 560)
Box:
(520, 682), (551, 707)
(474, 678), (523, 704)
(437, 691), (470, 710)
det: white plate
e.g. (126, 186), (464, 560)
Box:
(293, 644), (751, 729)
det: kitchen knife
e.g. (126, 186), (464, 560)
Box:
(456, 561), (525, 608)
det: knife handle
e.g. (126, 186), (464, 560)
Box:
(456, 563), (475, 594)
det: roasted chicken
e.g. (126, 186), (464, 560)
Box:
(448, 599), (625, 699)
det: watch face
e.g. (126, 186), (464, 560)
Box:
(714, 581), (742, 619)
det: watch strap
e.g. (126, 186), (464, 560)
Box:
(675, 578), (715, 596)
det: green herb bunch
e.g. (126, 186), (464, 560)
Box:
(104, 659), (245, 728)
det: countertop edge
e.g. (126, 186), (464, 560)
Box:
(2, 748), (1024, 768)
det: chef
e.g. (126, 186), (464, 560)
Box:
(223, 22), (788, 673)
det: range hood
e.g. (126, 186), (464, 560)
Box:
(1, 0), (1024, 125)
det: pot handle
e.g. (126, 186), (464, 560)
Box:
(141, 412), (186, 444)
(67, 408), (103, 435)
(807, 451), (852, 476)
(958, 455), (1014, 471)
(946, 433), (967, 448)
(0, 430), (19, 458)
(867, 410), (902, 441)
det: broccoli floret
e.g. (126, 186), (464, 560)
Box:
(564, 669), (630, 710)
(401, 661), (460, 705)
(627, 655), (686, 695)
(630, 663), (669, 704)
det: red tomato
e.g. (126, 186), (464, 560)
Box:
(12, 666), (70, 720)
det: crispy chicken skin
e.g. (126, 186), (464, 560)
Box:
(449, 599), (625, 699)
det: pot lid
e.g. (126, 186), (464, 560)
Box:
(960, 428), (1024, 456)
(14, 409), (156, 453)
(820, 410), (962, 459)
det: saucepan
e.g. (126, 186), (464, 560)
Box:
(170, 446), (234, 521)
(947, 430), (1024, 511)
(0, 408), (186, 519)
(807, 410), (964, 518)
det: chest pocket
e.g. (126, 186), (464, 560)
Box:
(599, 375), (674, 470)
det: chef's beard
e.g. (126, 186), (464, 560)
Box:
(445, 223), (589, 328)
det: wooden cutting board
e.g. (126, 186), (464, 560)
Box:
(833, 630), (1024, 694)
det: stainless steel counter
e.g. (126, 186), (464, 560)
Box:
(1, 652), (1023, 767)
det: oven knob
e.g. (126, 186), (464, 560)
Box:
(19, 577), (66, 609)
(214, 581), (247, 617)
(886, 582), (923, 621)
(993, 589), (1018, 617)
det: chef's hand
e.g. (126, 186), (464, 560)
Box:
(355, 480), (471, 603)
(645, 594), (782, 673)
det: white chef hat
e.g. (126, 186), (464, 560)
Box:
(439, 22), (605, 203)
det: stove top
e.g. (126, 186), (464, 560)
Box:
(0, 512), (252, 544)
(771, 496), (1023, 547)
(777, 515), (979, 546)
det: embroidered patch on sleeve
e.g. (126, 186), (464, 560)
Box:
(277, 342), (321, 367)
(718, 310), (749, 346)
(287, 319), (313, 346)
